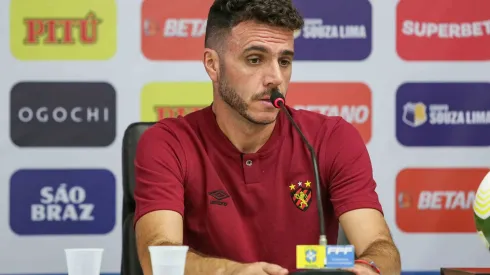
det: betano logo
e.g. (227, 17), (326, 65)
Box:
(141, 0), (213, 60)
(396, 168), (488, 233)
(287, 83), (372, 144)
(140, 82), (213, 121)
(396, 0), (490, 60)
(10, 0), (116, 60)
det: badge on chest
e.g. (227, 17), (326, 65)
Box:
(289, 180), (313, 211)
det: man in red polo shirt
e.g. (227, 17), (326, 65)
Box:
(134, 0), (401, 274)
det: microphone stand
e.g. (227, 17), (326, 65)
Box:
(278, 102), (327, 247)
(270, 92), (355, 275)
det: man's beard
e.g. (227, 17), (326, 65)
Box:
(217, 65), (278, 125)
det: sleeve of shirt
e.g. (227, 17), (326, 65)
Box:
(133, 122), (187, 227)
(322, 118), (383, 219)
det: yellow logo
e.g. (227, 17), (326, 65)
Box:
(140, 82), (213, 122)
(10, 0), (117, 60)
(474, 171), (490, 219)
(296, 245), (325, 269)
(402, 102), (427, 128)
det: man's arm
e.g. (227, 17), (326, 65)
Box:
(339, 209), (401, 274)
(133, 124), (242, 275)
(135, 210), (242, 275)
(322, 118), (401, 274)
(133, 123), (287, 275)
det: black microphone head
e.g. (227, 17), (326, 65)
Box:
(270, 90), (285, 108)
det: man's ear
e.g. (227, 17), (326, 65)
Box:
(203, 48), (219, 82)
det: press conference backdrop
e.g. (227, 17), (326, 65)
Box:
(1, 0), (489, 274)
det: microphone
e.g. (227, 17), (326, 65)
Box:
(270, 90), (355, 274)
(271, 90), (327, 246)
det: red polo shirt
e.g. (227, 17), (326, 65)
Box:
(134, 105), (383, 270)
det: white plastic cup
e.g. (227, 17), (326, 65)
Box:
(65, 248), (104, 275)
(148, 246), (189, 275)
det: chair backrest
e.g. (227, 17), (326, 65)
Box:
(121, 122), (155, 275)
(120, 122), (350, 275)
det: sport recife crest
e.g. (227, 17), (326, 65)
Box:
(289, 180), (313, 211)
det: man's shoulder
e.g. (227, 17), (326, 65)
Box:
(138, 107), (208, 146)
(149, 107), (207, 132)
(287, 106), (363, 151)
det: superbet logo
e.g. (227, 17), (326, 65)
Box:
(396, 0), (490, 60)
(23, 12), (102, 44)
(154, 106), (203, 119)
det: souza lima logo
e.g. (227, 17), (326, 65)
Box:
(289, 180), (313, 211)
(396, 82), (490, 146)
(9, 169), (116, 235)
(291, 0), (372, 61)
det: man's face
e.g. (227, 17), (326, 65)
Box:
(217, 21), (295, 125)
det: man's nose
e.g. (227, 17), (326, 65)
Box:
(263, 63), (283, 88)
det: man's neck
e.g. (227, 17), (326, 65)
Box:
(212, 101), (276, 154)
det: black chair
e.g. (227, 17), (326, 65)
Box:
(120, 122), (350, 275)
(121, 122), (155, 275)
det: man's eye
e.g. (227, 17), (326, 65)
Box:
(280, 60), (291, 66)
(248, 58), (260, 64)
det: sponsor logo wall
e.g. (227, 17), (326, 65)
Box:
(10, 82), (116, 147)
(10, 0), (117, 60)
(10, 169), (116, 235)
(396, 168), (489, 233)
(1, 0), (489, 274)
(396, 82), (490, 146)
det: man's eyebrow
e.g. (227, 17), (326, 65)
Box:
(281, 49), (294, 57)
(243, 45), (295, 57)
(243, 45), (269, 54)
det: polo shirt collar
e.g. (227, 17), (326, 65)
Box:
(201, 104), (286, 158)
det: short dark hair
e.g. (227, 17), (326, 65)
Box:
(205, 0), (304, 50)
